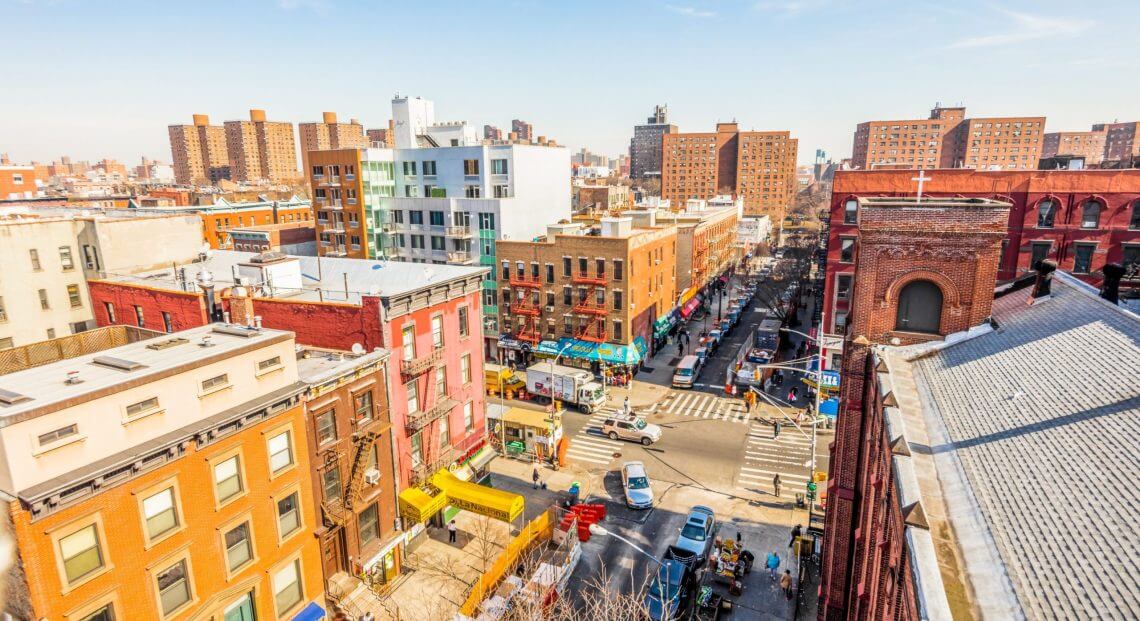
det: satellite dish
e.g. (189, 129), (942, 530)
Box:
(351, 343), (365, 355)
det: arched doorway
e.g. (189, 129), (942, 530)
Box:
(895, 280), (943, 334)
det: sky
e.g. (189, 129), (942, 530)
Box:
(3, 0), (1139, 166)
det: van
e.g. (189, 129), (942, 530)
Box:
(672, 355), (700, 389)
(485, 363), (526, 396)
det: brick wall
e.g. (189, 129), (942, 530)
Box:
(88, 281), (207, 332)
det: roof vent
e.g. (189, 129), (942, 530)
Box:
(92, 356), (144, 372)
(147, 337), (190, 351)
(0, 388), (31, 406)
(65, 370), (84, 385)
(199, 335), (215, 348)
(213, 325), (261, 338)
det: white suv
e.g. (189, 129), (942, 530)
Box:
(602, 417), (662, 446)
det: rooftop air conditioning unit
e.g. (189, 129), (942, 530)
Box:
(364, 468), (381, 486)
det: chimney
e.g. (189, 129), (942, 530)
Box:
(1028, 259), (1057, 304)
(537, 136), (547, 145)
(197, 268), (220, 321)
(349, 118), (359, 125)
(322, 111), (338, 124)
(250, 109), (267, 123)
(1100, 263), (1124, 305)
(230, 285), (255, 326)
(508, 131), (519, 142)
(192, 114), (210, 126)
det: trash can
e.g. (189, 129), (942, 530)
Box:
(567, 482), (581, 506)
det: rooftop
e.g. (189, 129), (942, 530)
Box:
(882, 273), (1140, 618)
(0, 324), (291, 424)
(102, 250), (488, 305)
(296, 346), (390, 384)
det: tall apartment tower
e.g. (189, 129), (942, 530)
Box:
(367, 120), (395, 148)
(629, 104), (678, 181)
(168, 114), (230, 185)
(484, 125), (504, 141)
(851, 105), (1045, 170)
(1104, 121), (1140, 163)
(662, 122), (798, 221)
(223, 109), (300, 183)
(511, 119), (533, 141)
(298, 111), (368, 174)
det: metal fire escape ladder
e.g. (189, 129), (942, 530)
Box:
(344, 431), (378, 511)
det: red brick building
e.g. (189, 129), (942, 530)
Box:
(820, 196), (1010, 619)
(822, 169), (1140, 344)
(86, 252), (490, 492)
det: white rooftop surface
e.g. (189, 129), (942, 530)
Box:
(0, 324), (289, 423)
(103, 250), (489, 305)
(295, 347), (390, 384)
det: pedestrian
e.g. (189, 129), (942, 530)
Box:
(780, 570), (794, 598)
(678, 342), (685, 357)
(361, 612), (376, 621)
(532, 466), (541, 489)
(773, 473), (782, 497)
(766, 551), (781, 580)
(789, 524), (802, 548)
(774, 421), (782, 439)
(447, 519), (458, 544)
(623, 396), (631, 417)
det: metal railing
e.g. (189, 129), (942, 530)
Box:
(399, 347), (444, 378)
(406, 395), (458, 435)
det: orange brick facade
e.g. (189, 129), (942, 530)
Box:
(1042, 129), (1107, 165)
(224, 110), (300, 184)
(168, 115), (230, 186)
(200, 204), (314, 249)
(306, 149), (369, 259)
(299, 112), (368, 179)
(9, 400), (325, 621)
(0, 165), (40, 200)
(662, 123), (797, 220)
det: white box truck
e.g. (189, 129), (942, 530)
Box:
(525, 363), (608, 414)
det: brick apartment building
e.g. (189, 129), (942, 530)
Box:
(0, 324), (325, 620)
(228, 221), (317, 255)
(224, 109), (300, 184)
(306, 149), (390, 260)
(1105, 121), (1140, 163)
(818, 194), (1140, 619)
(511, 119), (533, 141)
(0, 164), (43, 200)
(132, 198), (314, 250)
(574, 184), (632, 213)
(168, 114), (231, 185)
(298, 112), (368, 177)
(483, 125), (503, 141)
(1042, 127), (1108, 165)
(662, 123), (798, 221)
(85, 253), (490, 490)
(629, 104), (677, 180)
(850, 105), (1045, 171)
(495, 217), (677, 367)
(821, 169), (1140, 353)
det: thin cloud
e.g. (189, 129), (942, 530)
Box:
(949, 9), (1094, 49)
(277, 0), (330, 15)
(667, 4), (716, 18)
(754, 0), (832, 16)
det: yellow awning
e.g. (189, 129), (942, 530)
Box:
(431, 469), (525, 523)
(398, 486), (448, 525)
(680, 286), (700, 305)
(502, 406), (557, 429)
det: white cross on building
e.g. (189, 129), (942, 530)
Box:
(912, 170), (932, 204)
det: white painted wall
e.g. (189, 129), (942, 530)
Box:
(392, 96), (435, 149)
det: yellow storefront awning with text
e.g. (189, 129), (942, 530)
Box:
(398, 486), (448, 525)
(431, 469), (525, 523)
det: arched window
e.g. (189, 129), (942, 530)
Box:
(1080, 200), (1102, 229)
(1036, 199), (1056, 228)
(895, 280), (943, 334)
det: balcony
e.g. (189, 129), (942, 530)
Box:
(323, 200), (343, 211)
(324, 246), (348, 257)
(508, 273), (542, 289)
(571, 271), (607, 286)
(572, 299), (609, 316)
(406, 395), (458, 435)
(512, 299), (541, 316)
(325, 175), (341, 186)
(445, 225), (473, 238)
(324, 223), (346, 234)
(576, 321), (607, 343)
(447, 251), (475, 265)
(380, 221), (400, 233)
(399, 347), (444, 378)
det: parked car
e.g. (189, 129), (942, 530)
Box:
(621, 461), (654, 509)
(644, 547), (698, 620)
(674, 506), (717, 564)
(602, 417), (662, 445)
(707, 329), (724, 347)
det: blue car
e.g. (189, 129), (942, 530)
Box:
(644, 559), (694, 620)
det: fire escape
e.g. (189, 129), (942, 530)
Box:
(508, 271), (543, 344)
(320, 428), (381, 528)
(572, 271), (608, 343)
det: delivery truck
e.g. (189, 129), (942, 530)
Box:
(525, 363), (608, 413)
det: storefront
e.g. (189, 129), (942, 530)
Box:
(532, 337), (648, 382)
(488, 406), (563, 462)
(680, 296), (702, 320)
(497, 336), (535, 367)
(397, 468), (526, 528)
(653, 310), (680, 353)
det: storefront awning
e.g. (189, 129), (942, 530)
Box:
(291, 602), (326, 621)
(398, 486), (449, 526)
(534, 337), (647, 365)
(431, 469), (525, 522)
(680, 297), (702, 319)
(466, 446), (497, 471)
(679, 286), (700, 306)
(503, 406), (558, 428)
(654, 312), (679, 338)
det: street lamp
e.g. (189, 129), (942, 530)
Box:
(779, 327), (825, 516)
(588, 523), (664, 568)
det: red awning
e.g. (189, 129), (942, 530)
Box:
(680, 297), (701, 318)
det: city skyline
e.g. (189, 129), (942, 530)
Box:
(4, 0), (1138, 165)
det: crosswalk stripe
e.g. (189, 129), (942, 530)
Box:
(739, 469), (809, 483)
(748, 434), (811, 446)
(746, 454), (806, 467)
(740, 465), (809, 478)
(568, 441), (620, 455)
(574, 435), (623, 448)
(565, 451), (611, 465)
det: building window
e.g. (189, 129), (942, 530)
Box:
(612, 319), (622, 337)
(354, 391), (374, 422)
(843, 199), (857, 224)
(29, 248), (41, 271)
(161, 312), (173, 333)
(431, 235), (445, 250)
(439, 414), (450, 449)
(214, 455), (244, 503)
(78, 605), (114, 621)
(39, 288), (50, 310)
(410, 210), (424, 225)
(491, 159), (508, 175)
(402, 325), (416, 360)
(839, 237), (856, 263)
(411, 235), (425, 249)
(478, 212), (495, 231)
(60, 246), (75, 270)
(1030, 242), (1051, 270)
(156, 559), (192, 616)
(464, 185), (482, 198)
(406, 380), (419, 413)
(0, 297), (6, 322)
(273, 559), (304, 616)
(1080, 199), (1102, 229)
(322, 465), (342, 500)
(201, 373), (229, 393)
(1072, 243), (1095, 274)
(836, 274), (852, 300)
(58, 524), (105, 584)
(1036, 199), (1056, 228)
(895, 280), (942, 334)
(431, 315), (444, 348)
(67, 284), (83, 308)
(277, 492), (301, 538)
(125, 396), (160, 422)
(268, 430), (294, 474)
(562, 257), (572, 277)
(464, 159), (480, 176)
(142, 487), (179, 540)
(458, 306), (470, 337)
(423, 160), (437, 176)
(38, 423), (78, 448)
(134, 305), (145, 327)
(464, 402), (474, 431)
(613, 290), (622, 310)
(224, 522), (254, 572)
(430, 210), (445, 226)
(411, 432), (423, 465)
(359, 503), (379, 545)
(459, 353), (473, 384)
(613, 260), (623, 281)
(1130, 200), (1140, 230)
(435, 366), (447, 396)
(403, 161), (417, 176)
(316, 410), (336, 444)
(834, 312), (848, 332)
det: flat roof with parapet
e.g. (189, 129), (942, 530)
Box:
(0, 324), (291, 425)
(856, 196), (1011, 208)
(101, 250), (489, 305)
